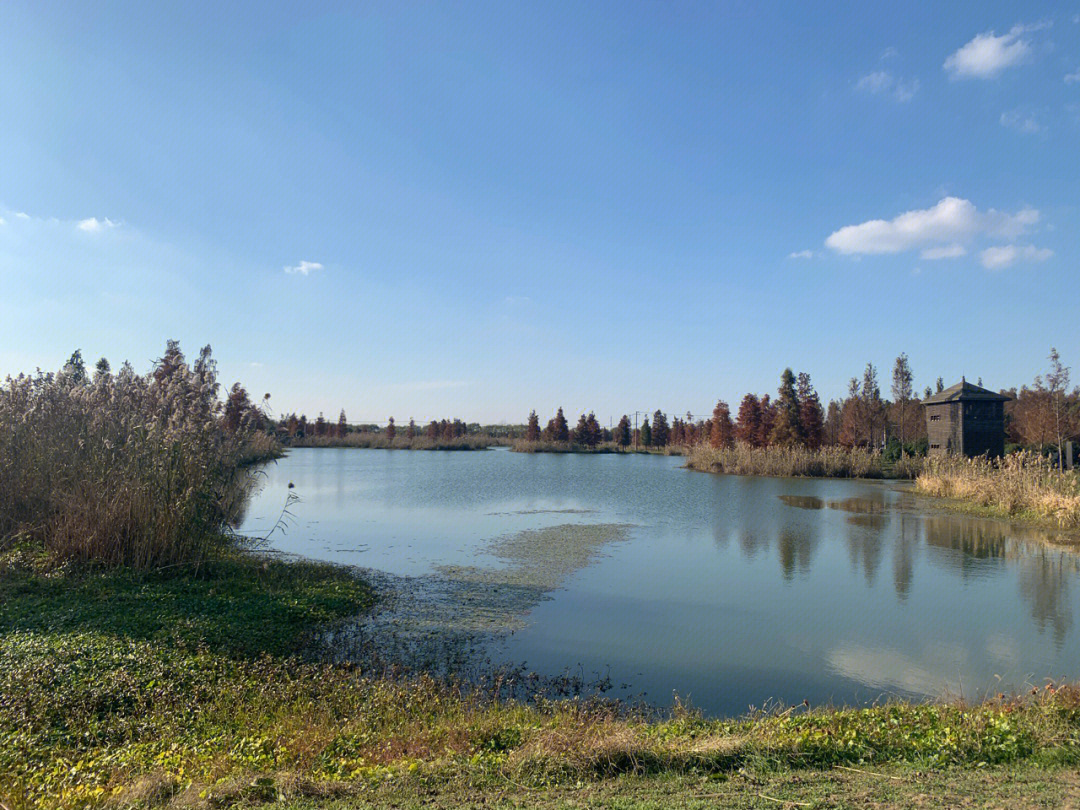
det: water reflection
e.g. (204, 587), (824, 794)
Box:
(1018, 556), (1073, 648)
(777, 526), (819, 581)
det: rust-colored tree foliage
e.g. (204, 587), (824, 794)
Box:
(710, 400), (734, 448)
(526, 410), (541, 442)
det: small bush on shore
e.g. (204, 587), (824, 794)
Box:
(916, 451), (1080, 528)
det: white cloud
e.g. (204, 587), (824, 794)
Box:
(943, 23), (1046, 79)
(1065, 68), (1080, 83)
(920, 243), (967, 260)
(855, 71), (919, 102)
(856, 71), (892, 93)
(825, 197), (1039, 256)
(283, 260), (323, 275)
(980, 244), (1053, 269)
(893, 78), (920, 102)
(881, 46), (899, 60)
(0, 217), (5, 226)
(14, 212), (29, 220)
(76, 217), (119, 233)
(788, 249), (815, 259)
(1000, 109), (1043, 133)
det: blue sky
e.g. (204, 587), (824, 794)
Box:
(1, 1), (1077, 424)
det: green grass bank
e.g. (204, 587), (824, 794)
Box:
(3, 549), (1080, 810)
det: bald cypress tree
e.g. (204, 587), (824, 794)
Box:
(386, 417), (396, 442)
(615, 415), (632, 447)
(757, 395), (775, 448)
(553, 407), (570, 443)
(585, 412), (602, 446)
(838, 377), (861, 447)
(573, 412), (590, 445)
(796, 372), (824, 449)
(652, 410), (669, 447)
(710, 400), (734, 448)
(526, 410), (541, 442)
(735, 394), (762, 446)
(770, 368), (803, 447)
(640, 416), (652, 447)
(891, 353), (914, 449)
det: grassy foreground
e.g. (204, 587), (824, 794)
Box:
(3, 552), (1080, 809)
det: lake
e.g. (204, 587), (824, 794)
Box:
(239, 447), (1080, 717)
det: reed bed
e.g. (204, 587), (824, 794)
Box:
(0, 346), (277, 568)
(686, 443), (915, 479)
(291, 433), (501, 450)
(915, 451), (1080, 528)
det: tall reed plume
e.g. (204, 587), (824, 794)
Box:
(0, 343), (277, 568)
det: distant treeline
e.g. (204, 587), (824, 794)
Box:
(516, 349), (1080, 462)
(281, 412), (520, 449)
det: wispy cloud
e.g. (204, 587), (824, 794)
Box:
(1000, 109), (1043, 133)
(76, 217), (119, 233)
(283, 260), (323, 275)
(788, 249), (815, 259)
(980, 244), (1053, 270)
(944, 23), (1048, 79)
(825, 197), (1039, 257)
(855, 71), (919, 102)
(920, 244), (966, 260)
(880, 46), (898, 60)
(856, 71), (892, 93)
(1065, 68), (1080, 83)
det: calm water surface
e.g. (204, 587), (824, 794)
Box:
(240, 447), (1080, 717)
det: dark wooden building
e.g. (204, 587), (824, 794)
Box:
(924, 379), (1010, 458)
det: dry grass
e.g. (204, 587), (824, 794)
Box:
(0, 344), (277, 568)
(686, 443), (913, 479)
(915, 451), (1080, 528)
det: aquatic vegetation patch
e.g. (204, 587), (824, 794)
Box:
(320, 524), (632, 673)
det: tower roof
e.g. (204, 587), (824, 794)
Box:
(923, 380), (1010, 405)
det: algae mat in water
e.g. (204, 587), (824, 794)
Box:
(321, 523), (632, 671)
